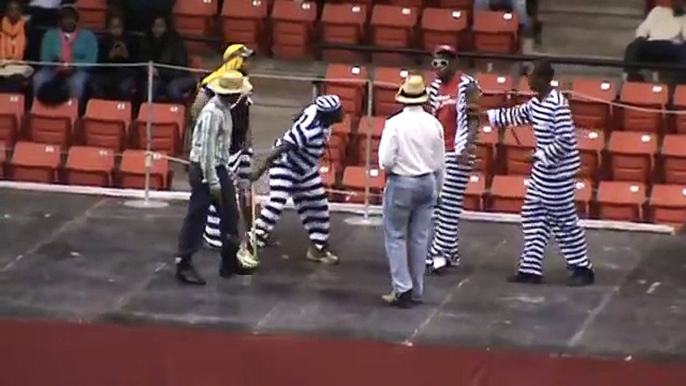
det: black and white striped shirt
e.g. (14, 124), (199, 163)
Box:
(487, 89), (581, 180)
(277, 104), (329, 174)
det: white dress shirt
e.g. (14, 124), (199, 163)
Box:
(636, 6), (686, 43)
(378, 105), (445, 176)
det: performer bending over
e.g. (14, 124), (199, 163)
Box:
(245, 95), (343, 265)
(425, 45), (481, 274)
(486, 60), (595, 286)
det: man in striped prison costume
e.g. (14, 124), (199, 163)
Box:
(244, 95), (344, 265)
(485, 60), (595, 286)
(425, 45), (481, 275)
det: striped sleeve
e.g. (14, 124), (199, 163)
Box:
(426, 78), (441, 115)
(283, 108), (318, 149)
(486, 101), (533, 128)
(454, 75), (480, 156)
(538, 97), (575, 166)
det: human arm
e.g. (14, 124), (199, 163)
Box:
(486, 100), (533, 128)
(73, 30), (98, 64)
(378, 120), (398, 171)
(39, 30), (59, 62)
(533, 102), (576, 167)
(455, 78), (482, 158)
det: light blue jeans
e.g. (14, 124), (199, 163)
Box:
(33, 68), (90, 101)
(383, 172), (438, 300)
(474, 0), (531, 29)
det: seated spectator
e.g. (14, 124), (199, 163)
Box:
(90, 13), (138, 101)
(140, 15), (195, 103)
(0, 0), (33, 93)
(25, 0), (68, 61)
(474, 0), (533, 33)
(32, 4), (98, 105)
(106, 0), (175, 33)
(624, 0), (686, 82)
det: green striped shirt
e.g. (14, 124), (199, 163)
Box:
(189, 97), (233, 185)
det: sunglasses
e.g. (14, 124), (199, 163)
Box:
(431, 58), (449, 69)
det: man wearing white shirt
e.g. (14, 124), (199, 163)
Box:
(623, 0), (686, 81)
(379, 74), (445, 308)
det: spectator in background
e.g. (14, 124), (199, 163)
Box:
(106, 0), (175, 33)
(624, 0), (686, 82)
(90, 13), (138, 101)
(0, 0), (33, 93)
(474, 0), (533, 33)
(141, 15), (195, 103)
(25, 0), (71, 61)
(33, 4), (97, 105)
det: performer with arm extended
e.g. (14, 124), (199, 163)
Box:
(486, 60), (595, 287)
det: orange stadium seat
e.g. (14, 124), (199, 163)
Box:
(596, 181), (646, 222)
(464, 173), (486, 211)
(489, 174), (526, 213)
(420, 8), (467, 52)
(321, 3), (368, 63)
(342, 165), (385, 204)
(319, 163), (337, 191)
(370, 5), (419, 64)
(0, 93), (24, 145)
(75, 0), (107, 29)
(569, 78), (616, 131)
(575, 179), (593, 218)
(119, 150), (171, 190)
(134, 103), (186, 155)
(271, 0), (318, 59)
(325, 115), (352, 167)
(619, 82), (667, 133)
(608, 131), (657, 183)
(649, 184), (686, 227)
(356, 116), (385, 165)
(220, 0), (268, 54)
(577, 129), (605, 180)
(660, 134), (686, 184)
(474, 124), (499, 174)
(9, 142), (61, 183)
(27, 99), (78, 147)
(65, 146), (115, 187)
(373, 67), (408, 116)
(472, 11), (519, 54)
(173, 0), (218, 53)
(437, 0), (473, 10)
(324, 64), (368, 119)
(81, 99), (132, 152)
(502, 126), (535, 176)
(475, 73), (513, 110)
(0, 142), (7, 179)
(671, 85), (686, 134)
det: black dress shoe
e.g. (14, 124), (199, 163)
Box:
(381, 290), (413, 309)
(567, 267), (595, 287)
(507, 272), (543, 284)
(175, 262), (206, 285)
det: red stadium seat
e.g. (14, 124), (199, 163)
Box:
(10, 142), (61, 183)
(596, 181), (646, 222)
(357, 116), (385, 138)
(321, 3), (368, 63)
(608, 131), (657, 183)
(661, 134), (686, 184)
(420, 8), (467, 52)
(649, 184), (686, 227)
(342, 166), (385, 204)
(575, 179), (593, 218)
(373, 67), (408, 116)
(323, 64), (368, 119)
(502, 126), (535, 176)
(619, 82), (667, 133)
(464, 173), (486, 211)
(489, 174), (526, 214)
(356, 116), (385, 166)
(0, 141), (7, 179)
(569, 78), (616, 131)
(370, 5), (419, 64)
(134, 103), (186, 155)
(65, 146), (115, 187)
(473, 11), (519, 54)
(119, 150), (172, 190)
(75, 0), (107, 29)
(474, 124), (499, 174)
(671, 85), (686, 134)
(577, 129), (605, 180)
(271, 0), (318, 59)
(475, 73), (513, 110)
(81, 99), (132, 151)
(325, 115), (352, 168)
(220, 0), (268, 54)
(0, 93), (24, 145)
(437, 0), (473, 10)
(28, 99), (78, 147)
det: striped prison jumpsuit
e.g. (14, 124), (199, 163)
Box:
(486, 89), (593, 276)
(202, 86), (253, 249)
(250, 104), (331, 250)
(425, 72), (481, 269)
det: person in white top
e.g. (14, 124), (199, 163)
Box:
(378, 74), (445, 308)
(623, 0), (686, 81)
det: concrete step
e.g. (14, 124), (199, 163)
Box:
(538, 0), (645, 15)
(538, 12), (642, 30)
(540, 22), (635, 59)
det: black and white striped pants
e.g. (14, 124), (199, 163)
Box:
(427, 152), (472, 266)
(250, 164), (330, 250)
(519, 174), (592, 276)
(203, 149), (253, 249)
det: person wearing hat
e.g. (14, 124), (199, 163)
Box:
(174, 70), (256, 286)
(425, 45), (482, 275)
(379, 74), (445, 308)
(243, 94), (344, 266)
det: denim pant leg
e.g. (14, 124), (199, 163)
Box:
(166, 76), (196, 103)
(32, 67), (52, 95)
(176, 163), (213, 263)
(383, 176), (413, 294)
(407, 176), (437, 300)
(68, 70), (89, 101)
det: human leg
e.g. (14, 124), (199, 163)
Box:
(249, 164), (295, 248)
(203, 205), (223, 249)
(32, 67), (52, 96)
(68, 70), (90, 102)
(513, 188), (551, 282)
(407, 174), (438, 301)
(382, 174), (414, 308)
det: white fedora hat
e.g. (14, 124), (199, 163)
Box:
(209, 70), (253, 96)
(395, 74), (429, 104)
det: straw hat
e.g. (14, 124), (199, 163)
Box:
(395, 74), (429, 104)
(209, 70), (253, 96)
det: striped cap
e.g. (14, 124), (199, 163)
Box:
(315, 95), (342, 113)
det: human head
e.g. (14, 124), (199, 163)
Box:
(222, 44), (255, 74)
(59, 5), (79, 33)
(528, 60), (555, 95)
(209, 70), (252, 105)
(432, 45), (458, 80)
(395, 74), (429, 106)
(151, 16), (168, 39)
(107, 14), (124, 39)
(6, 1), (22, 24)
(315, 95), (344, 127)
